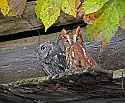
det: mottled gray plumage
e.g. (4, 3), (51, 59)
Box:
(36, 40), (66, 77)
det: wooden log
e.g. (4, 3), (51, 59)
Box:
(0, 32), (58, 84)
(0, 69), (125, 103)
(0, 1), (84, 36)
(0, 28), (125, 84)
(0, 29), (125, 103)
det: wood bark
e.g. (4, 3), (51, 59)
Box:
(0, 29), (125, 84)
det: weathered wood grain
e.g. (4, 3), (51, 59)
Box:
(0, 1), (84, 36)
(0, 72), (125, 103)
(0, 29), (125, 84)
(0, 29), (125, 103)
(0, 32), (59, 84)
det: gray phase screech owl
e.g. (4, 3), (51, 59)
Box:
(36, 41), (66, 77)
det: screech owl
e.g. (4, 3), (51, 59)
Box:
(36, 41), (66, 77)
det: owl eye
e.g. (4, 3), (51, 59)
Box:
(65, 39), (69, 42)
(40, 45), (47, 51)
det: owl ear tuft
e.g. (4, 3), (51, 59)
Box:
(62, 28), (67, 34)
(76, 26), (81, 34)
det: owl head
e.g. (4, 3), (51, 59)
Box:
(37, 41), (53, 60)
(58, 26), (82, 45)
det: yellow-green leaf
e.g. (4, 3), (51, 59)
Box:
(0, 0), (9, 15)
(86, 1), (119, 43)
(84, 0), (109, 15)
(61, 0), (76, 17)
(35, 0), (61, 31)
(116, 0), (125, 18)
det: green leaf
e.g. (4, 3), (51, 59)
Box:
(0, 0), (9, 16)
(84, 0), (109, 15)
(61, 0), (76, 17)
(86, 1), (119, 43)
(116, 0), (125, 18)
(35, 0), (77, 31)
(117, 0), (125, 29)
(35, 0), (61, 31)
